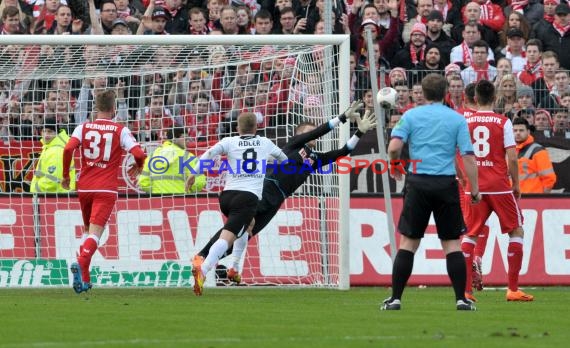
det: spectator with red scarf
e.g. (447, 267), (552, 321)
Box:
(392, 22), (427, 70)
(518, 39), (542, 86)
(532, 3), (570, 70)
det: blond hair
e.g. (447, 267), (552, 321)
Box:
(237, 112), (257, 134)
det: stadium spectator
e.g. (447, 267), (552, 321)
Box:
(561, 91), (570, 109)
(531, 3), (570, 70)
(534, 109), (554, 131)
(114, 0), (142, 31)
(493, 57), (514, 88)
(188, 7), (209, 34)
(164, 0), (188, 34)
(460, 40), (497, 85)
(184, 93), (220, 143)
(496, 28), (527, 74)
(425, 10), (455, 67)
(32, 0), (61, 34)
(516, 107), (536, 128)
(273, 6), (296, 34)
(135, 93), (177, 141)
(410, 80), (425, 106)
(531, 0), (558, 40)
(392, 22), (427, 70)
(499, 11), (530, 47)
(433, 0), (462, 30)
(383, 73), (479, 311)
(401, 0), (433, 44)
(552, 108), (569, 134)
(205, 0), (223, 30)
(139, 6), (170, 34)
(393, 80), (413, 114)
(518, 39), (543, 86)
(513, 117), (557, 193)
(532, 51), (560, 110)
(0, 0), (32, 34)
(446, 74), (465, 111)
(218, 6), (242, 34)
(63, 89), (146, 294)
(1, 6), (25, 34)
(30, 118), (76, 193)
(138, 126), (206, 194)
(450, 21), (495, 69)
(97, 0), (120, 35)
(252, 9), (272, 34)
(552, 69), (570, 102)
(517, 85), (536, 112)
(451, 2), (499, 50)
(409, 45), (445, 85)
(495, 73), (519, 117)
(235, 5), (253, 33)
(110, 18), (132, 35)
(47, 5), (83, 35)
(506, 0), (544, 27)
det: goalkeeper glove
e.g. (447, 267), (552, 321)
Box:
(339, 100), (364, 123)
(356, 110), (377, 133)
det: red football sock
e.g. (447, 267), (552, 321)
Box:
(474, 225), (489, 258)
(461, 239), (476, 293)
(78, 236), (99, 283)
(507, 239), (523, 292)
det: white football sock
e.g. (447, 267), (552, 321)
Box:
(202, 239), (229, 274)
(230, 233), (248, 271)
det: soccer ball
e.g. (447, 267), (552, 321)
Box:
(376, 87), (398, 109)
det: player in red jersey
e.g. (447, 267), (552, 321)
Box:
(456, 84), (488, 296)
(461, 80), (533, 302)
(62, 90), (147, 293)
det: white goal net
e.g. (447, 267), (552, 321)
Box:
(0, 35), (350, 289)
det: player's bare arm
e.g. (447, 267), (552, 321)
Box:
(506, 147), (520, 199)
(387, 138), (404, 181)
(462, 154), (481, 203)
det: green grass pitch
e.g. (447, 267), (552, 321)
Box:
(0, 287), (566, 348)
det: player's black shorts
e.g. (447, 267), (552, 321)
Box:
(219, 190), (259, 237)
(398, 174), (466, 240)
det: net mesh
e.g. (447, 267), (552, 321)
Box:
(0, 41), (344, 288)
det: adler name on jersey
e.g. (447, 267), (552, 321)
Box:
(238, 139), (261, 147)
(466, 115), (503, 125)
(85, 123), (119, 132)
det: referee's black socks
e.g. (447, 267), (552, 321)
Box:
(391, 249), (415, 300)
(446, 251), (467, 301)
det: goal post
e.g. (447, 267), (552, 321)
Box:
(0, 35), (351, 289)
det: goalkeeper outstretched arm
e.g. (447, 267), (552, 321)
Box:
(313, 109), (378, 166)
(283, 101), (364, 151)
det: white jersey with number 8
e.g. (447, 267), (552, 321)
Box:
(199, 135), (288, 199)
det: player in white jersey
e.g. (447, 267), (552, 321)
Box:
(186, 112), (288, 295)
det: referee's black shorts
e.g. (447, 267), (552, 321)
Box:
(398, 174), (466, 240)
(219, 190), (259, 237)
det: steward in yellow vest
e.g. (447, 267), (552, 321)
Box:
(139, 127), (206, 193)
(31, 119), (76, 193)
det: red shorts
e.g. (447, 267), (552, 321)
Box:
(464, 192), (523, 237)
(78, 191), (117, 227)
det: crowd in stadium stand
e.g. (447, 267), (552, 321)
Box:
(0, 1), (568, 164)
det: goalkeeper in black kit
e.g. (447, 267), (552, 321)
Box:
(192, 102), (377, 283)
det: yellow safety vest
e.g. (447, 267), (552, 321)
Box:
(30, 130), (76, 193)
(138, 141), (206, 194)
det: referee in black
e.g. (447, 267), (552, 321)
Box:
(383, 73), (481, 311)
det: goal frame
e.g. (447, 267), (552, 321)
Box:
(2, 34), (351, 290)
